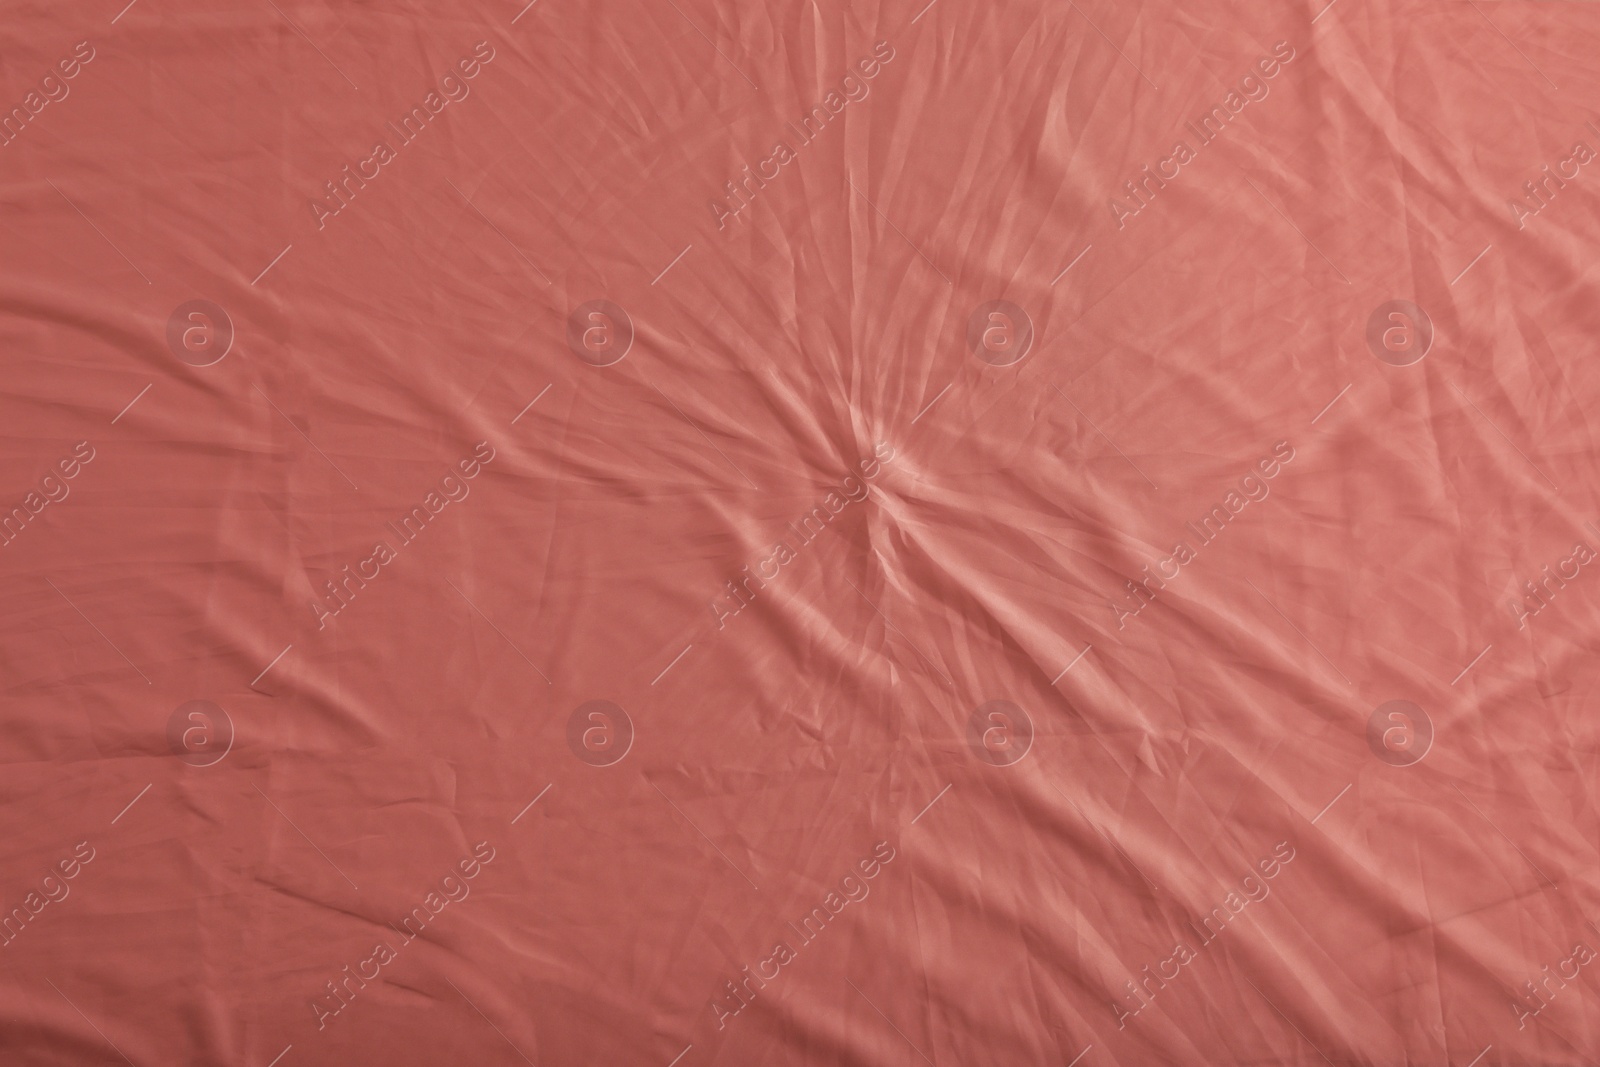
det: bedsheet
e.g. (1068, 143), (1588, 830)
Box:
(2, 0), (1599, 1064)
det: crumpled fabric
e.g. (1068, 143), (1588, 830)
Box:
(1, 0), (1596, 1064)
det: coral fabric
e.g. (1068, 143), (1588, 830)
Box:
(1, 0), (1598, 1064)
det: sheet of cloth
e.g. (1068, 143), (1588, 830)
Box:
(0, 0), (1597, 1064)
